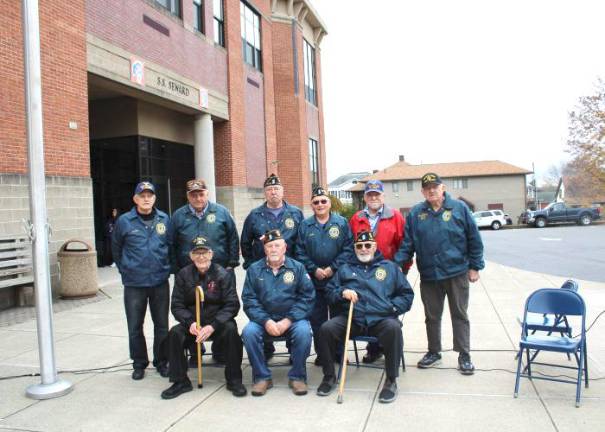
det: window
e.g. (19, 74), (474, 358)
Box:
(406, 180), (413, 192)
(193, 0), (203, 33)
(155, 0), (181, 17)
(303, 39), (317, 105)
(392, 182), (399, 193)
(240, 2), (262, 70)
(309, 138), (320, 189)
(213, 0), (225, 46)
(452, 178), (468, 189)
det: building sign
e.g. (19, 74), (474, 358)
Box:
(200, 88), (209, 108)
(130, 58), (145, 86)
(146, 69), (202, 107)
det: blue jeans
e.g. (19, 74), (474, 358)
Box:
(124, 282), (169, 370)
(242, 320), (312, 383)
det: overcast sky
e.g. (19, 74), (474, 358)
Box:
(311, 0), (605, 183)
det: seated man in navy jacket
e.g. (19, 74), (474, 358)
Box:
(241, 229), (315, 397)
(316, 231), (414, 403)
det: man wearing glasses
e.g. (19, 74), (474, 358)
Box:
(295, 186), (353, 365)
(394, 173), (484, 375)
(316, 231), (414, 403)
(161, 236), (246, 399)
(349, 179), (408, 363)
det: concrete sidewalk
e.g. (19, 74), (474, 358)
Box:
(1, 261), (604, 432)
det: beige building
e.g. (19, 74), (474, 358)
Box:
(350, 158), (531, 220)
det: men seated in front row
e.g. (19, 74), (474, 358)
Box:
(316, 230), (415, 403)
(161, 236), (246, 399)
(241, 229), (316, 397)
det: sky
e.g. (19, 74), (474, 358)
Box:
(311, 0), (605, 183)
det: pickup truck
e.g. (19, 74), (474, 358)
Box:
(521, 202), (601, 228)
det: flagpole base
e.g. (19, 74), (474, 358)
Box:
(26, 378), (74, 400)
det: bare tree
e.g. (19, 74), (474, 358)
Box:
(566, 79), (605, 204)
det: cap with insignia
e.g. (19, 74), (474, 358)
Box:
(134, 181), (155, 195)
(364, 180), (384, 194)
(311, 186), (328, 199)
(186, 179), (207, 193)
(355, 230), (376, 243)
(421, 172), (443, 188)
(263, 173), (281, 188)
(191, 236), (212, 251)
(262, 229), (283, 244)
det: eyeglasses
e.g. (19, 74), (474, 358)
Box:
(312, 199), (328, 205)
(191, 250), (211, 257)
(355, 243), (374, 250)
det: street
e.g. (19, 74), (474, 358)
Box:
(480, 224), (605, 282)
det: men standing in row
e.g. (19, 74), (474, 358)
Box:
(349, 180), (407, 363)
(395, 173), (484, 375)
(296, 187), (353, 365)
(112, 182), (170, 380)
(241, 229), (315, 396)
(317, 231), (414, 403)
(161, 237), (246, 399)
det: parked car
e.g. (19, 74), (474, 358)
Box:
(521, 202), (601, 228)
(473, 210), (508, 230)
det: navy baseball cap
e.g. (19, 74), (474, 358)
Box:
(364, 180), (384, 194)
(262, 229), (283, 244)
(134, 181), (155, 195)
(421, 173), (443, 188)
(191, 236), (212, 251)
(355, 230), (376, 243)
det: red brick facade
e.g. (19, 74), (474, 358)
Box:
(0, 0), (89, 177)
(2, 0), (327, 205)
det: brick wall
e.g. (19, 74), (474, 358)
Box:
(244, 67), (267, 188)
(0, 0), (89, 177)
(86, 0), (228, 95)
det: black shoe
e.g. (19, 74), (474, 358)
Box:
(458, 352), (475, 375)
(362, 351), (383, 364)
(316, 377), (336, 396)
(161, 380), (193, 400)
(226, 381), (247, 397)
(314, 357), (322, 366)
(156, 364), (169, 378)
(132, 368), (145, 380)
(378, 379), (398, 403)
(417, 352), (442, 369)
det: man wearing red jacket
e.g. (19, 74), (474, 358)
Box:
(349, 179), (407, 363)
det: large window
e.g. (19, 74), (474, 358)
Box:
(309, 138), (320, 189)
(193, 0), (203, 33)
(452, 178), (468, 189)
(213, 0), (225, 46)
(155, 0), (181, 17)
(303, 39), (317, 105)
(240, 2), (262, 70)
(406, 180), (414, 191)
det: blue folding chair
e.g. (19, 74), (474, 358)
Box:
(525, 280), (578, 336)
(514, 288), (588, 407)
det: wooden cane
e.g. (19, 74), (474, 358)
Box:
(195, 285), (205, 388)
(337, 300), (355, 404)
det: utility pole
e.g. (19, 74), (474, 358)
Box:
(22, 0), (73, 399)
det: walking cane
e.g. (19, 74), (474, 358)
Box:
(195, 285), (205, 388)
(337, 300), (355, 404)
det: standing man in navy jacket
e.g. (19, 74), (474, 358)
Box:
(317, 231), (414, 403)
(295, 186), (353, 365)
(394, 173), (484, 375)
(112, 181), (171, 380)
(241, 229), (315, 397)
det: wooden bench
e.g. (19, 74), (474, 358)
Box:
(0, 234), (34, 291)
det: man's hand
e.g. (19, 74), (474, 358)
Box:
(323, 267), (334, 278)
(276, 318), (292, 334)
(265, 319), (281, 337)
(342, 289), (359, 304)
(314, 268), (327, 280)
(189, 322), (200, 337)
(468, 269), (480, 283)
(196, 325), (215, 343)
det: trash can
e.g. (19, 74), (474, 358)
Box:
(58, 239), (98, 298)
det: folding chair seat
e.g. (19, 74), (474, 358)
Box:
(514, 288), (588, 407)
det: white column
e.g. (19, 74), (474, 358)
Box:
(194, 113), (216, 202)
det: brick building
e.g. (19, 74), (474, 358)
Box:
(0, 0), (328, 307)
